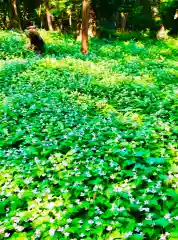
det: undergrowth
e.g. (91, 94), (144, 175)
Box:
(0, 30), (178, 240)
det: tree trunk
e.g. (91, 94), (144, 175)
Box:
(69, 8), (72, 27)
(45, 0), (53, 31)
(38, 1), (42, 28)
(120, 12), (126, 32)
(76, 23), (82, 41)
(9, 3), (14, 29)
(174, 9), (178, 19)
(81, 0), (90, 54)
(11, 0), (22, 30)
(88, 8), (96, 37)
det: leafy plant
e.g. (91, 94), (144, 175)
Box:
(0, 30), (178, 240)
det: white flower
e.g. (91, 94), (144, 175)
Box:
(67, 218), (72, 223)
(35, 229), (41, 237)
(146, 213), (153, 220)
(115, 135), (121, 141)
(139, 206), (144, 211)
(24, 178), (32, 184)
(88, 220), (94, 224)
(96, 222), (102, 226)
(118, 207), (125, 212)
(174, 216), (178, 220)
(64, 232), (70, 236)
(36, 198), (41, 203)
(106, 226), (112, 231)
(4, 233), (10, 238)
(123, 232), (132, 238)
(47, 202), (55, 209)
(113, 186), (122, 192)
(130, 198), (135, 203)
(49, 228), (55, 236)
(159, 234), (167, 240)
(139, 232), (144, 236)
(164, 213), (171, 220)
(162, 196), (167, 201)
(12, 217), (20, 223)
(144, 207), (150, 212)
(62, 161), (68, 166)
(110, 174), (116, 179)
(58, 227), (64, 232)
(76, 199), (81, 205)
(34, 157), (40, 164)
(45, 188), (50, 193)
(80, 233), (85, 237)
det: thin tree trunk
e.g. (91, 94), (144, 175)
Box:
(120, 12), (126, 32)
(81, 0), (90, 54)
(38, 1), (42, 28)
(9, 4), (13, 29)
(89, 8), (96, 37)
(69, 8), (72, 27)
(45, 0), (53, 31)
(11, 0), (22, 30)
(76, 23), (82, 41)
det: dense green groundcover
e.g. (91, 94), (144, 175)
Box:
(0, 30), (178, 240)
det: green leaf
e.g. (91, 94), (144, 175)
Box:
(170, 164), (178, 173)
(125, 220), (136, 232)
(146, 157), (165, 164)
(155, 218), (169, 227)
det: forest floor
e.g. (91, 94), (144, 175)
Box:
(0, 30), (178, 240)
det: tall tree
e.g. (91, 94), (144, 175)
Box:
(45, 0), (53, 31)
(11, 0), (22, 30)
(81, 0), (90, 54)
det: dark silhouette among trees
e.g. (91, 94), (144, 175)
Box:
(25, 26), (45, 54)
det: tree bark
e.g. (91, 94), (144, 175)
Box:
(174, 9), (178, 19)
(88, 8), (96, 37)
(81, 0), (90, 54)
(38, 0), (42, 28)
(69, 7), (72, 27)
(11, 0), (22, 30)
(9, 2), (13, 29)
(120, 12), (126, 32)
(45, 0), (53, 31)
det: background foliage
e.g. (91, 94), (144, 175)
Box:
(0, 0), (178, 36)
